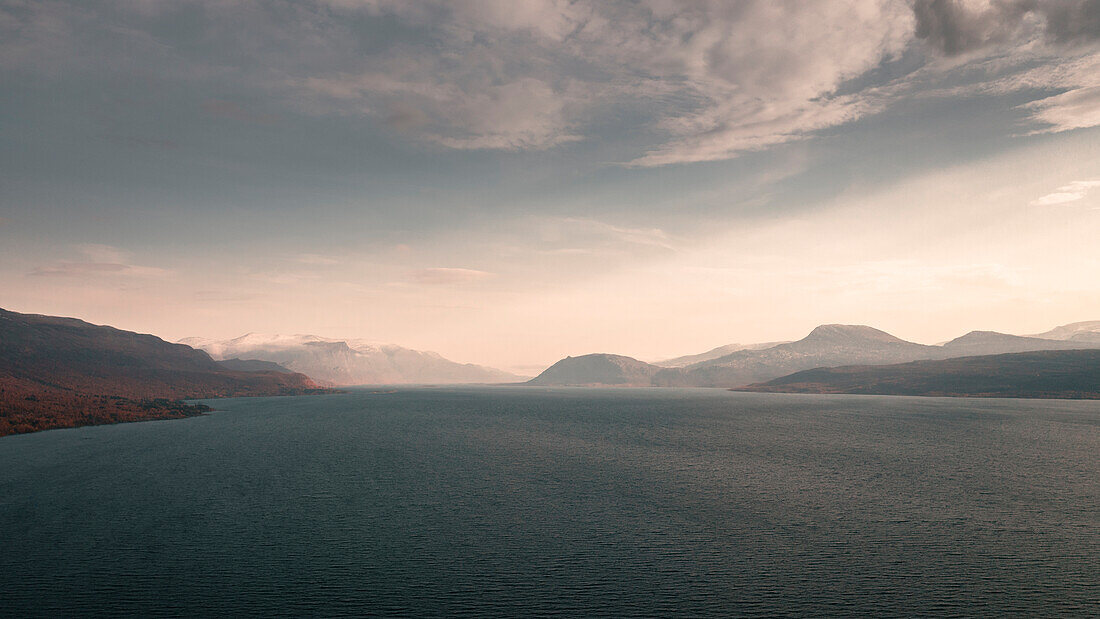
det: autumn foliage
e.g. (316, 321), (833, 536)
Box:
(0, 308), (325, 436)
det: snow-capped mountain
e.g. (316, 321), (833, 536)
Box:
(178, 333), (526, 386)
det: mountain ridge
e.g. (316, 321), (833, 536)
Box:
(654, 341), (790, 368)
(1027, 320), (1100, 341)
(527, 353), (662, 386)
(656, 324), (941, 388)
(182, 333), (526, 386)
(0, 308), (325, 436)
(736, 349), (1100, 399)
(530, 321), (1100, 388)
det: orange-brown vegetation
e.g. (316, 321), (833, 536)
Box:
(0, 308), (327, 436)
(0, 375), (213, 436)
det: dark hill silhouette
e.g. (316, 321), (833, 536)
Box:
(939, 331), (1098, 356)
(0, 308), (324, 436)
(736, 349), (1100, 399)
(527, 354), (662, 386)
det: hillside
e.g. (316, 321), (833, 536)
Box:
(655, 325), (941, 387)
(215, 358), (294, 373)
(736, 349), (1100, 399)
(938, 331), (1100, 356)
(533, 321), (1100, 389)
(0, 308), (324, 436)
(654, 341), (789, 368)
(181, 333), (524, 386)
(1027, 320), (1100, 341)
(527, 354), (662, 386)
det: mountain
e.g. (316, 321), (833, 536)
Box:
(532, 323), (1100, 390)
(654, 325), (941, 388)
(939, 330), (1100, 356)
(736, 349), (1100, 399)
(1027, 320), (1100, 342)
(654, 341), (790, 368)
(216, 358), (294, 373)
(659, 325), (1100, 388)
(527, 354), (663, 386)
(0, 308), (324, 436)
(181, 333), (525, 386)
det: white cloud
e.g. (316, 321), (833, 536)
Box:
(6, 0), (1100, 165)
(76, 244), (132, 264)
(298, 0), (1100, 163)
(1030, 180), (1100, 206)
(548, 217), (676, 251)
(1026, 85), (1100, 133)
(296, 253), (341, 265)
(28, 244), (168, 278)
(290, 1), (916, 161)
(30, 262), (169, 278)
(409, 267), (493, 285)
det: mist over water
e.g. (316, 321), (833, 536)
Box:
(1, 388), (1097, 617)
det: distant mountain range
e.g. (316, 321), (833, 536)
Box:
(0, 308), (324, 436)
(180, 333), (526, 386)
(736, 349), (1100, 399)
(529, 322), (1100, 388)
(1026, 320), (1100, 343)
(6, 306), (1099, 436)
(653, 341), (790, 368)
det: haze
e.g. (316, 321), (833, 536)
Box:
(2, 0), (1099, 374)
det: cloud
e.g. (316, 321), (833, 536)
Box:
(1030, 180), (1100, 206)
(1025, 85), (1100, 133)
(29, 262), (168, 278)
(338, 1), (915, 162)
(295, 253), (341, 265)
(28, 244), (168, 278)
(913, 0), (1100, 56)
(904, 1), (1100, 136)
(409, 267), (493, 285)
(912, 0), (1035, 56)
(549, 217), (676, 252)
(76, 244), (131, 264)
(5, 0), (1100, 166)
(307, 1), (1100, 160)
(384, 104), (429, 131)
(300, 70), (582, 150)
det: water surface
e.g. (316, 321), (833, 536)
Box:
(1, 388), (1097, 616)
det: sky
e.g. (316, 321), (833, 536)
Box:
(2, 0), (1100, 374)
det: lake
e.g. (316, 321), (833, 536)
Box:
(1, 388), (1097, 617)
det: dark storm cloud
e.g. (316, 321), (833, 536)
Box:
(1042, 0), (1100, 43)
(914, 0), (1100, 56)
